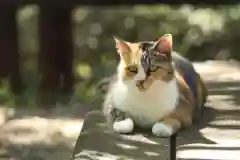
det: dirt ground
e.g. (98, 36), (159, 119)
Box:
(0, 103), (90, 160)
(1, 60), (240, 160)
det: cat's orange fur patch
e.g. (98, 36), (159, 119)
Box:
(160, 70), (207, 130)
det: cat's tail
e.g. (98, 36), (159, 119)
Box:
(193, 73), (208, 122)
(196, 73), (208, 107)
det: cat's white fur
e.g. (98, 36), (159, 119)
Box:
(112, 61), (179, 136)
(113, 118), (134, 133)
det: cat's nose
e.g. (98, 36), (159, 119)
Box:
(136, 80), (144, 89)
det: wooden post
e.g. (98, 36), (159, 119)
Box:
(170, 133), (177, 160)
(0, 5), (22, 95)
(55, 6), (74, 103)
(38, 4), (73, 107)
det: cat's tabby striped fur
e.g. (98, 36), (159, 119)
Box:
(102, 34), (208, 137)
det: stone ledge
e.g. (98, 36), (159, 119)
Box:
(71, 110), (172, 160)
(71, 106), (222, 160)
(71, 94), (240, 160)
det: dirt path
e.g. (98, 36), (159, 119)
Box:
(0, 104), (90, 160)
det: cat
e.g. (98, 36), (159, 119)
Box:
(102, 34), (208, 137)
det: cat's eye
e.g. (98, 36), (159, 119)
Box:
(127, 66), (138, 73)
(150, 65), (160, 72)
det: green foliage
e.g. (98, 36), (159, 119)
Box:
(1, 4), (240, 106)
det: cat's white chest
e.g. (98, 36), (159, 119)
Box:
(112, 79), (179, 128)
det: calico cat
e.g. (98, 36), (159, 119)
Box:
(102, 34), (208, 137)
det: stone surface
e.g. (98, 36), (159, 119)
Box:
(71, 111), (171, 160)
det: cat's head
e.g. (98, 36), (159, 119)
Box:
(114, 34), (174, 91)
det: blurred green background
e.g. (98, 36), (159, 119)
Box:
(1, 4), (240, 107)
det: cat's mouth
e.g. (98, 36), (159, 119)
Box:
(136, 80), (145, 91)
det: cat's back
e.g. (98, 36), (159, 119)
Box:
(172, 51), (198, 99)
(171, 51), (208, 122)
(172, 51), (196, 77)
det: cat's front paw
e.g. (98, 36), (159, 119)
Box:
(113, 118), (134, 134)
(152, 122), (173, 137)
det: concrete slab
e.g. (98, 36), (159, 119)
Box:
(71, 111), (172, 160)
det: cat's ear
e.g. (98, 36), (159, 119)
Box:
(156, 34), (173, 55)
(113, 36), (131, 54)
